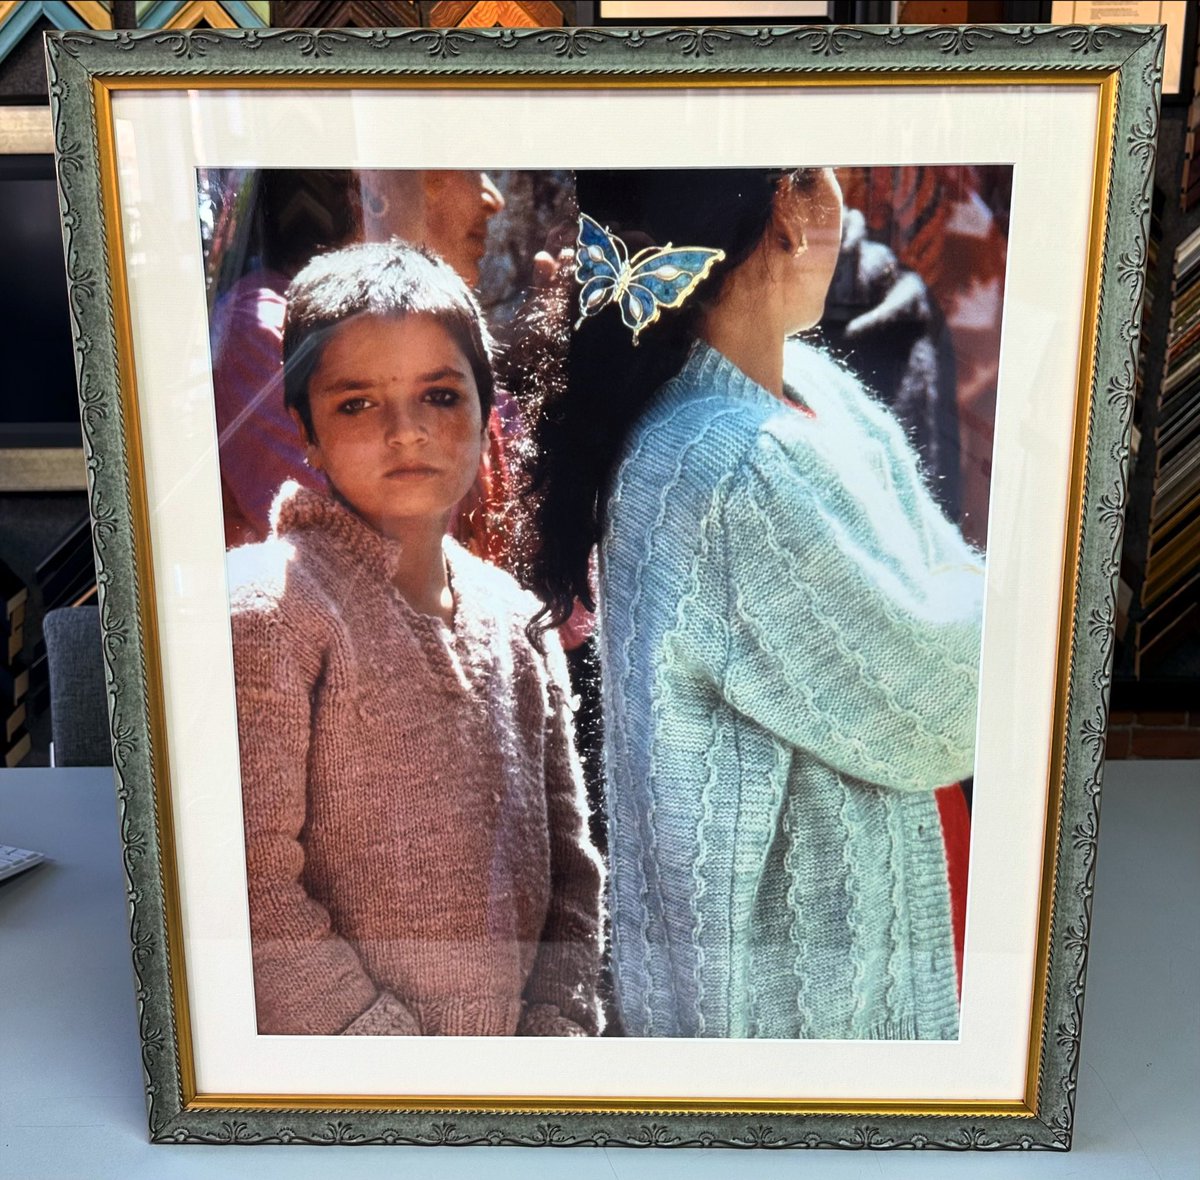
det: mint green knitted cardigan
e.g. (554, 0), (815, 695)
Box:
(598, 340), (984, 1040)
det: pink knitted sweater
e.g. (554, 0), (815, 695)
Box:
(228, 483), (604, 1037)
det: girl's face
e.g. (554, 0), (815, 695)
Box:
(299, 314), (485, 537)
(779, 167), (844, 332)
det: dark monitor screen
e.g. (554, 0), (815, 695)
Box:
(0, 154), (80, 447)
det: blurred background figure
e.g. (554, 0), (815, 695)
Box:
(837, 165), (1010, 551)
(359, 170), (505, 289)
(823, 205), (961, 521)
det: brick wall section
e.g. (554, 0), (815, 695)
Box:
(1106, 712), (1200, 759)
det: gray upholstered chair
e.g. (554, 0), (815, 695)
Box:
(42, 605), (110, 766)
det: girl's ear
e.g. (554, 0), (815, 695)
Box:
(289, 407), (322, 470)
(771, 187), (809, 258)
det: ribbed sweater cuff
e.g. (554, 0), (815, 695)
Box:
(411, 995), (526, 1037)
(341, 991), (421, 1036)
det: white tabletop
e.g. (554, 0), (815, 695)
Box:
(1, 760), (1197, 1179)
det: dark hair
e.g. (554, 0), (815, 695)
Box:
(518, 168), (819, 635)
(282, 240), (495, 440)
(259, 169), (363, 277)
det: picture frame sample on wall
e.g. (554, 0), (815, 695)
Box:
(591, 2), (847, 24)
(1049, 2), (1196, 101)
(46, 20), (1162, 1149)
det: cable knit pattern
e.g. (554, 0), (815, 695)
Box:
(598, 340), (984, 1040)
(229, 484), (604, 1037)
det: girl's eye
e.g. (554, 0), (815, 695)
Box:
(336, 397), (372, 415)
(425, 387), (461, 407)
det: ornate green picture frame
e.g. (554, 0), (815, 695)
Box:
(45, 21), (1161, 1148)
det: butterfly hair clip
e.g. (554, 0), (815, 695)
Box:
(574, 213), (726, 345)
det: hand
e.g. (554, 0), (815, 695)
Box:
(844, 270), (929, 339)
(518, 1002), (588, 1037)
(532, 246), (575, 289)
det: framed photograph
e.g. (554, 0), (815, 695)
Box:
(47, 21), (1161, 1148)
(1049, 1), (1196, 101)
(0, 103), (86, 492)
(587, 2), (852, 25)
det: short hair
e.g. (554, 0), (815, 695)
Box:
(282, 240), (495, 439)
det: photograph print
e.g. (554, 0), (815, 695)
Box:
(197, 161), (1012, 1042)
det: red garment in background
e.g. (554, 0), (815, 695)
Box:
(449, 403), (516, 569)
(935, 783), (971, 998)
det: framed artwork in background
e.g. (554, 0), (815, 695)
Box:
(46, 21), (1161, 1148)
(590, 2), (846, 23)
(1049, 0), (1196, 102)
(0, 103), (85, 492)
(586, 1), (896, 24)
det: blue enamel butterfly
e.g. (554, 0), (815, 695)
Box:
(574, 213), (726, 344)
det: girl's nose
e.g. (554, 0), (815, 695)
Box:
(384, 403), (427, 445)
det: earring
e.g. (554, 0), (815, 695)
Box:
(794, 230), (809, 257)
(364, 186), (390, 221)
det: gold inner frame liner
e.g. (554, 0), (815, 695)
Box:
(90, 67), (1117, 1117)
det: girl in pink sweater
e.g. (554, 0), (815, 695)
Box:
(227, 241), (604, 1037)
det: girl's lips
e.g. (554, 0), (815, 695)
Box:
(384, 465), (439, 478)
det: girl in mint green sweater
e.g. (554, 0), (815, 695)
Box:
(525, 169), (984, 1039)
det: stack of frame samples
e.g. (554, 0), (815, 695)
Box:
(1118, 188), (1165, 641)
(1134, 186), (1165, 461)
(1139, 224), (1200, 673)
(1184, 55), (1200, 211)
(1, 559), (31, 767)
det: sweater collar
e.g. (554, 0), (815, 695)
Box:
(271, 481), (406, 582)
(678, 339), (808, 409)
(269, 481), (485, 638)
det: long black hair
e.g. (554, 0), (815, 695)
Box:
(516, 167), (820, 636)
